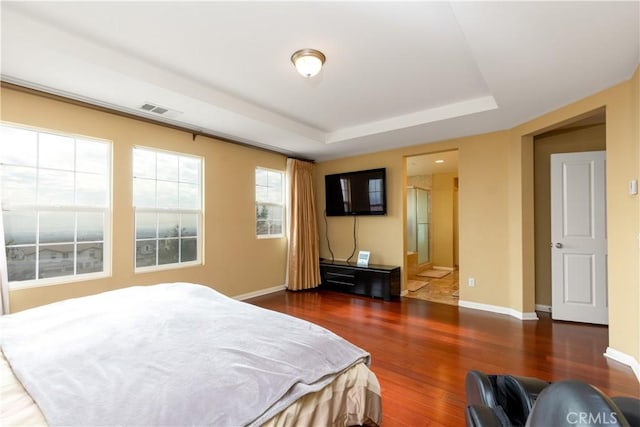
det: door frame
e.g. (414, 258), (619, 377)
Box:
(530, 109), (607, 317)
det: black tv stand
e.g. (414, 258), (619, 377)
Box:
(319, 259), (400, 301)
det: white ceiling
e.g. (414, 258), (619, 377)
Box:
(1, 2), (638, 161)
(407, 150), (459, 177)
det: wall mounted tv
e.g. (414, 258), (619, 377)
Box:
(325, 168), (387, 216)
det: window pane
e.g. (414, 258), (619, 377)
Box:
(255, 185), (268, 203)
(77, 212), (104, 242)
(270, 221), (283, 235)
(39, 244), (74, 278)
(77, 243), (103, 274)
(39, 211), (75, 243)
(270, 205), (283, 220)
(179, 183), (200, 209)
(256, 204), (268, 220)
(159, 213), (180, 238)
(39, 133), (75, 170)
(6, 246), (36, 281)
(179, 157), (200, 183)
(181, 238), (197, 262)
(158, 239), (178, 265)
(268, 188), (283, 204)
(77, 172), (108, 206)
(38, 169), (74, 205)
(133, 177), (156, 208)
(133, 149), (156, 179)
(257, 220), (269, 236)
(1, 165), (37, 205)
(76, 139), (108, 174)
(157, 152), (179, 181)
(268, 171), (282, 190)
(181, 214), (198, 237)
(256, 169), (268, 187)
(136, 212), (157, 239)
(3, 212), (37, 245)
(136, 240), (156, 268)
(260, 204), (282, 220)
(157, 181), (179, 209)
(0, 127), (37, 166)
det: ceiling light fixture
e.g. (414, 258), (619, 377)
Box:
(291, 48), (326, 78)
(435, 159), (445, 164)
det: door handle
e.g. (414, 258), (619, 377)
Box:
(554, 243), (563, 249)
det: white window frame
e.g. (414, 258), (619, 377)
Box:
(0, 123), (112, 290)
(255, 167), (285, 239)
(133, 146), (203, 273)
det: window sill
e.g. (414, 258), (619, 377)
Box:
(8, 271), (111, 291)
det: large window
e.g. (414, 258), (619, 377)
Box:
(255, 167), (284, 238)
(133, 147), (202, 270)
(0, 124), (111, 287)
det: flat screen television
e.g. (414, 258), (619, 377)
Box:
(325, 168), (387, 216)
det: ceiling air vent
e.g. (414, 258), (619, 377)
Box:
(139, 102), (182, 119)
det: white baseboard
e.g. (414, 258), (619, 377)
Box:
(233, 284), (286, 301)
(535, 304), (552, 313)
(458, 300), (539, 321)
(604, 347), (640, 383)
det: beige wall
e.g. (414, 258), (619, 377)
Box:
(634, 65), (640, 372)
(1, 87), (288, 312)
(316, 155), (404, 268)
(316, 132), (513, 308)
(533, 124), (606, 307)
(431, 172), (457, 268)
(515, 69), (639, 363)
(317, 68), (639, 365)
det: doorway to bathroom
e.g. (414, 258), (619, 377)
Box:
(405, 150), (459, 305)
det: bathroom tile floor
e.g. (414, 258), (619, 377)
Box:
(405, 269), (459, 306)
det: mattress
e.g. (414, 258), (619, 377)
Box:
(0, 283), (382, 426)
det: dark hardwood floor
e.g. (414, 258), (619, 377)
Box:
(248, 289), (640, 426)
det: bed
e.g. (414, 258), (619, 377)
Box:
(0, 283), (382, 426)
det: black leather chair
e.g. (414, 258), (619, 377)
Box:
(525, 380), (637, 427)
(465, 370), (550, 426)
(465, 370), (640, 427)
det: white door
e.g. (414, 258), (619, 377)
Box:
(551, 151), (607, 325)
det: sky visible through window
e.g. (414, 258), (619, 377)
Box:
(255, 168), (284, 237)
(1, 125), (110, 283)
(133, 147), (202, 269)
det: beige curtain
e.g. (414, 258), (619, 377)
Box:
(286, 158), (321, 290)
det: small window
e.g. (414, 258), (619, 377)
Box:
(133, 147), (203, 271)
(0, 123), (111, 288)
(255, 167), (284, 238)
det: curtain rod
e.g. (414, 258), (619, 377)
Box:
(1, 80), (314, 162)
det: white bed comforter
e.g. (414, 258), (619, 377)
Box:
(0, 283), (371, 426)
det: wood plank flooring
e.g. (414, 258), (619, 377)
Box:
(248, 289), (640, 426)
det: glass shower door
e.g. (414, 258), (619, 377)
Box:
(416, 188), (430, 264)
(407, 188), (417, 253)
(407, 187), (430, 264)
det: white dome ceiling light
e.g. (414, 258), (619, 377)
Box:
(291, 49), (326, 78)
